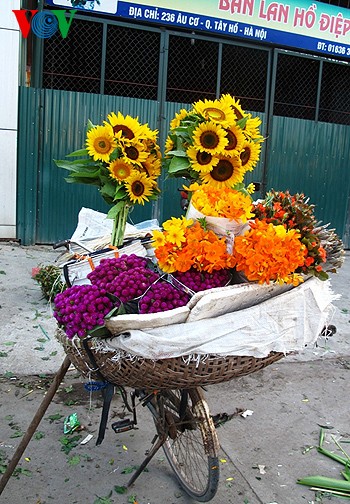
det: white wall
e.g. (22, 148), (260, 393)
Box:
(0, 1), (20, 239)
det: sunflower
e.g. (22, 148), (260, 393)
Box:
(86, 124), (117, 162)
(105, 111), (143, 140)
(193, 121), (228, 155)
(193, 98), (236, 128)
(224, 124), (245, 153)
(240, 140), (262, 172)
(200, 155), (245, 188)
(165, 136), (174, 155)
(125, 172), (154, 205)
(138, 123), (159, 143)
(141, 154), (162, 178)
(243, 114), (264, 141)
(108, 159), (135, 182)
(220, 94), (247, 121)
(121, 141), (149, 167)
(187, 146), (219, 173)
(170, 108), (190, 129)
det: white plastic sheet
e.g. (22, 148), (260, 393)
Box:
(104, 277), (338, 360)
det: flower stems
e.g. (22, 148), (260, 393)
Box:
(111, 202), (129, 247)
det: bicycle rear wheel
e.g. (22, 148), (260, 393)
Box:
(151, 388), (220, 502)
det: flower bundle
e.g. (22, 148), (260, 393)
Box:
(253, 190), (328, 280)
(54, 284), (113, 338)
(152, 216), (236, 274)
(232, 219), (307, 285)
(53, 254), (193, 338)
(164, 94), (264, 189)
(32, 264), (66, 302)
(187, 182), (255, 223)
(55, 112), (161, 246)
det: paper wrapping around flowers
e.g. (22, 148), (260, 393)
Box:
(185, 201), (250, 253)
(103, 277), (339, 360)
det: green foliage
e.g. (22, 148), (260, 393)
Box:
(32, 265), (66, 302)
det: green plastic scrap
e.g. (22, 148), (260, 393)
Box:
(63, 413), (80, 434)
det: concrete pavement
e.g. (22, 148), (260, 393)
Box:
(0, 241), (349, 504)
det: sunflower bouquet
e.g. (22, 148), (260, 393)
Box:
(164, 93), (264, 188)
(55, 112), (161, 246)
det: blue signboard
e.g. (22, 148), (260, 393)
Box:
(44, 0), (350, 59)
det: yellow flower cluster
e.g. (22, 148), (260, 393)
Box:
(188, 183), (255, 222)
(152, 216), (236, 274)
(232, 219), (307, 285)
(164, 94), (264, 190)
(86, 112), (161, 205)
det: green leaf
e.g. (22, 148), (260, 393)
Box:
(69, 169), (101, 179)
(14, 467), (32, 477)
(317, 446), (349, 466)
(342, 464), (350, 481)
(10, 431), (23, 438)
(166, 149), (187, 157)
(59, 434), (82, 454)
(64, 177), (101, 186)
(100, 182), (116, 201)
(104, 305), (121, 319)
(93, 492), (113, 504)
(113, 184), (127, 200)
(109, 147), (121, 162)
(107, 201), (126, 219)
(236, 116), (249, 129)
(46, 413), (64, 423)
(168, 156), (190, 175)
(34, 431), (45, 440)
(54, 159), (97, 172)
(114, 485), (127, 494)
(86, 119), (96, 131)
(121, 465), (138, 474)
(68, 454), (81, 466)
(87, 325), (112, 338)
(316, 270), (329, 281)
(66, 148), (89, 157)
(297, 474), (350, 492)
(319, 428), (325, 447)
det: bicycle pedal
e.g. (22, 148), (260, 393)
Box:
(111, 419), (136, 433)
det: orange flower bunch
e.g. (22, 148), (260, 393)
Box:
(232, 219), (307, 285)
(152, 216), (236, 274)
(253, 190), (328, 280)
(188, 183), (255, 222)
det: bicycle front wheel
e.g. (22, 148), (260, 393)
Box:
(154, 388), (220, 502)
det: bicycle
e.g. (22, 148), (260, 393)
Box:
(49, 235), (280, 501)
(109, 386), (220, 502)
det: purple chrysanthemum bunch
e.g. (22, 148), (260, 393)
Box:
(54, 284), (113, 339)
(87, 254), (160, 303)
(173, 268), (231, 292)
(87, 254), (148, 289)
(139, 281), (189, 314)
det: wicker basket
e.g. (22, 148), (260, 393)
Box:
(56, 329), (284, 390)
